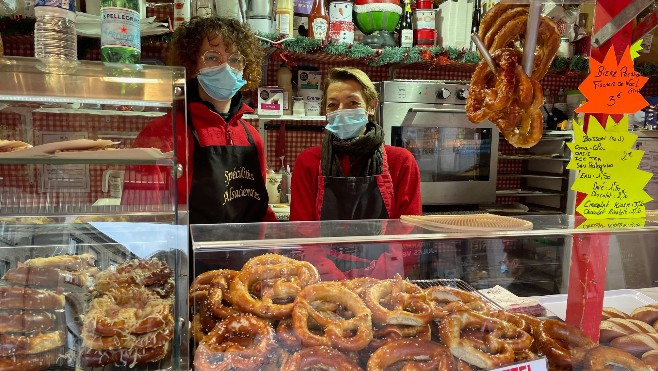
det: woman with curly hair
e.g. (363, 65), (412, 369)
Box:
(125, 17), (276, 224)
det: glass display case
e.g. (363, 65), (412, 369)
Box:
(190, 216), (658, 370)
(0, 56), (189, 370)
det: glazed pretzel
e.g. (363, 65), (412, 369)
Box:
(362, 275), (434, 327)
(367, 339), (455, 371)
(194, 313), (276, 371)
(480, 3), (560, 81)
(229, 254), (320, 319)
(467, 48), (545, 148)
(425, 286), (489, 318)
(292, 282), (373, 351)
(282, 346), (363, 371)
(206, 269), (238, 319)
(582, 346), (653, 371)
(439, 310), (516, 369)
(537, 319), (597, 367)
(368, 324), (431, 351)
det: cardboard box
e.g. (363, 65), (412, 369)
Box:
(298, 70), (321, 90)
(258, 87), (284, 116)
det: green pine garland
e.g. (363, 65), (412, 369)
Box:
(256, 34), (606, 76)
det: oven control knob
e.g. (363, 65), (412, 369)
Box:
(457, 88), (469, 100)
(436, 88), (451, 99)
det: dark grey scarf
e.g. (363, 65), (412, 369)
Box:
(321, 122), (385, 177)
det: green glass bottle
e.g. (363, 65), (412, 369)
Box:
(100, 0), (141, 63)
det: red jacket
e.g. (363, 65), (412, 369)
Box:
(124, 99), (277, 222)
(290, 145), (422, 221)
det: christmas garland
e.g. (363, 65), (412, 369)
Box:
(261, 33), (592, 75)
(1, 16), (657, 78)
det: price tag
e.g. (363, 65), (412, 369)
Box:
(488, 358), (547, 371)
(575, 45), (649, 114)
(567, 116), (653, 219)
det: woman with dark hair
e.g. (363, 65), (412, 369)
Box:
(290, 67), (421, 221)
(125, 17), (276, 224)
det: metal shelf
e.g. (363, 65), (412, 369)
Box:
(498, 171), (567, 180)
(498, 154), (571, 161)
(496, 189), (564, 197)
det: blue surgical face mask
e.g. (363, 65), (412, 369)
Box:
(500, 263), (509, 274)
(197, 63), (246, 101)
(325, 108), (369, 140)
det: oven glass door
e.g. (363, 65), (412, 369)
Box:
(391, 126), (493, 182)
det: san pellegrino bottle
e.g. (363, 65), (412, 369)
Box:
(398, 0), (413, 48)
(100, 0), (141, 63)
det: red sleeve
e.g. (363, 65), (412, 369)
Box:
(386, 146), (422, 218)
(289, 147), (321, 221)
(122, 113), (191, 206)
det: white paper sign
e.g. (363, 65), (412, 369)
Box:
(37, 131), (90, 193)
(488, 358), (547, 371)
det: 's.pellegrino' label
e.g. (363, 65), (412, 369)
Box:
(101, 7), (141, 51)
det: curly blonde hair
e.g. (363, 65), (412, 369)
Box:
(167, 17), (264, 91)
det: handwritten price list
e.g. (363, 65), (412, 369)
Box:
(567, 116), (653, 219)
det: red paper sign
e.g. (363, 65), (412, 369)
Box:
(576, 45), (649, 114)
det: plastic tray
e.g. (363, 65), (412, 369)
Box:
(537, 289), (657, 320)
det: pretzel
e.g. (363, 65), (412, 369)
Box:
(0, 349), (60, 371)
(481, 6), (529, 48)
(341, 277), (380, 296)
(537, 319), (597, 367)
(229, 254), (320, 319)
(498, 77), (545, 148)
(610, 333), (658, 357)
(439, 310), (516, 369)
(261, 347), (290, 371)
(94, 258), (172, 294)
(0, 310), (57, 333)
(206, 269), (238, 319)
(276, 319), (303, 351)
(478, 3), (527, 42)
(3, 266), (87, 287)
(292, 282), (373, 351)
(632, 305), (658, 325)
(82, 321), (174, 350)
(0, 331), (65, 356)
(362, 275), (433, 327)
(24, 253), (96, 271)
(425, 286), (489, 318)
(582, 346), (653, 371)
(600, 318), (657, 343)
(479, 5), (561, 80)
(368, 324), (431, 351)
(194, 313), (276, 371)
(642, 349), (658, 368)
(85, 286), (172, 336)
(80, 343), (169, 367)
(602, 307), (631, 321)
(0, 286), (65, 310)
(189, 270), (219, 306)
(282, 346), (363, 371)
(367, 338), (455, 371)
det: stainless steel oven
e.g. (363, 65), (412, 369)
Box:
(378, 80), (499, 206)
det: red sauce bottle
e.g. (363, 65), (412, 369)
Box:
(308, 0), (329, 41)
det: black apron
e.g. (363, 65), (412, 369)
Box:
(317, 148), (394, 220)
(188, 119), (268, 224)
